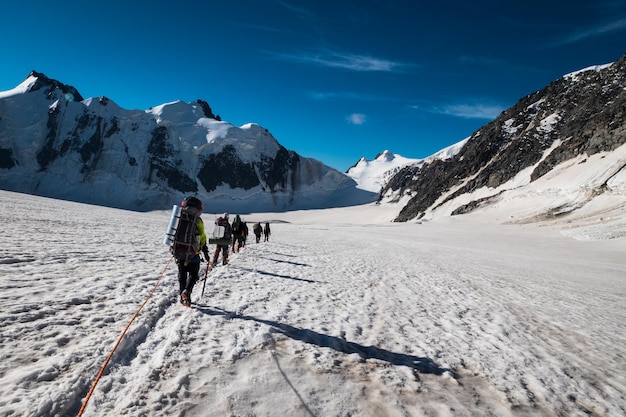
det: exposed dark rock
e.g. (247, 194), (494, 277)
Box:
(389, 53), (626, 221)
(261, 147), (300, 191)
(198, 145), (259, 192)
(104, 117), (120, 138)
(36, 104), (62, 171)
(147, 126), (174, 158)
(197, 99), (216, 119)
(80, 118), (104, 173)
(0, 148), (16, 169)
(196, 144), (304, 194)
(146, 126), (197, 192)
(153, 162), (198, 193)
(450, 192), (504, 216)
(27, 70), (84, 102)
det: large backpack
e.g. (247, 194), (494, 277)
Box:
(170, 197), (202, 263)
(231, 215), (243, 237)
(209, 215), (231, 245)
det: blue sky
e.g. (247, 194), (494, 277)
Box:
(1, 1), (625, 171)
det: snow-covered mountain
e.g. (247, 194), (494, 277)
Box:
(346, 140), (469, 193)
(3, 53), (625, 223)
(377, 54), (626, 223)
(0, 71), (376, 212)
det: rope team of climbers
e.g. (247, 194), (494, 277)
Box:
(78, 196), (271, 415)
(166, 196), (271, 307)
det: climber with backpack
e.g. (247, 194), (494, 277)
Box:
(263, 222), (271, 242)
(168, 196), (210, 307)
(231, 214), (245, 253)
(253, 222), (262, 243)
(211, 213), (232, 267)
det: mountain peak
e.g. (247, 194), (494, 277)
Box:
(375, 150), (394, 162)
(25, 70), (84, 102)
(347, 151), (422, 193)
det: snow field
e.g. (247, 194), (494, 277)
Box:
(0, 190), (625, 416)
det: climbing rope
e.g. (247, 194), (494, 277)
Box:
(77, 257), (173, 416)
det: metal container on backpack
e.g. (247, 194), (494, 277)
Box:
(163, 205), (182, 246)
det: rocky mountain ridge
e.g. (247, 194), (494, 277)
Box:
(382, 54), (626, 223)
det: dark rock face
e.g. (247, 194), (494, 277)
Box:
(261, 147), (301, 191)
(148, 126), (198, 193)
(198, 145), (259, 192)
(36, 103), (62, 171)
(0, 148), (15, 169)
(27, 70), (84, 102)
(197, 99), (220, 120)
(197, 144), (304, 193)
(388, 54), (626, 222)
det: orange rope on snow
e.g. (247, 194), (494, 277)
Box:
(77, 257), (173, 417)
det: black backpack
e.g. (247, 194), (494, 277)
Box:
(171, 197), (202, 263)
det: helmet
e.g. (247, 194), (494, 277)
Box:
(223, 212), (229, 219)
(182, 196), (203, 211)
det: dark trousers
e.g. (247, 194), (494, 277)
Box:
(213, 245), (229, 265)
(177, 261), (200, 296)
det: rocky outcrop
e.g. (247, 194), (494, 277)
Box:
(27, 70), (84, 102)
(387, 54), (626, 222)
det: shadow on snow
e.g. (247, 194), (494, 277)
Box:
(261, 257), (311, 267)
(231, 266), (321, 284)
(194, 304), (453, 377)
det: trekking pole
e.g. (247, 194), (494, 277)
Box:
(201, 262), (211, 297)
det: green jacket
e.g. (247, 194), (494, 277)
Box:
(197, 218), (207, 250)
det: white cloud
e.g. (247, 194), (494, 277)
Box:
(307, 91), (362, 100)
(347, 113), (366, 125)
(436, 103), (504, 120)
(555, 17), (626, 45)
(307, 91), (394, 102)
(278, 1), (315, 19)
(268, 49), (411, 72)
